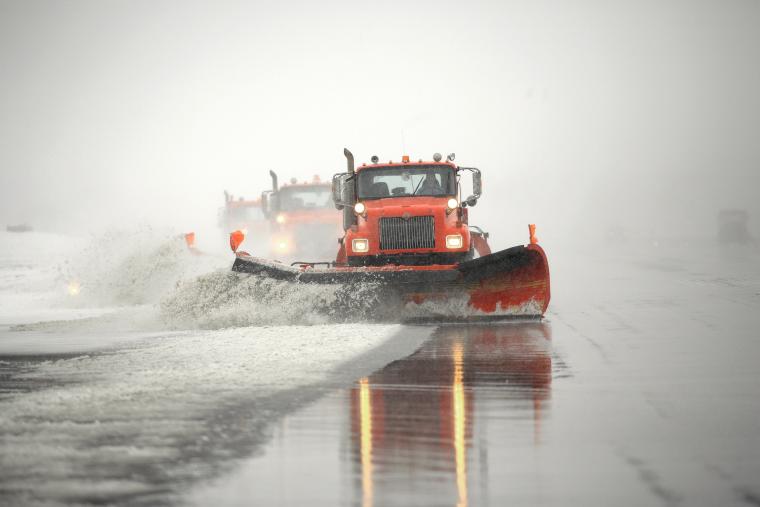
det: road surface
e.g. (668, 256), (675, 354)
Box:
(1, 231), (759, 506)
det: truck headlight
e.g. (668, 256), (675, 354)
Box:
(445, 234), (463, 249)
(352, 238), (369, 253)
(275, 213), (286, 224)
(446, 198), (458, 211)
(354, 202), (366, 215)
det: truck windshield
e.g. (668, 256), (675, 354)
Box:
(229, 206), (264, 221)
(278, 185), (332, 211)
(357, 165), (456, 199)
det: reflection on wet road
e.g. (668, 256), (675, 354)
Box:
(192, 322), (553, 506)
(350, 324), (551, 507)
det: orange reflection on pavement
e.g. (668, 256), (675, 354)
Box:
(453, 342), (468, 507)
(359, 377), (374, 507)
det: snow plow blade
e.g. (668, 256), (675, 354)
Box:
(231, 243), (550, 319)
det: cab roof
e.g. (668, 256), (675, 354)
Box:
(279, 181), (332, 189)
(227, 199), (261, 208)
(356, 160), (457, 172)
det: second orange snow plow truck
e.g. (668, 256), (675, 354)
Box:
(231, 149), (550, 318)
(261, 171), (342, 261)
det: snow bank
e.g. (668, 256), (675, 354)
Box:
(0, 323), (402, 506)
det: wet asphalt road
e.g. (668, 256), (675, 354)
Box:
(190, 245), (760, 506)
(191, 322), (556, 506)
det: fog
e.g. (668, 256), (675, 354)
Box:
(1, 0), (759, 245)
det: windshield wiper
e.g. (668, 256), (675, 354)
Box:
(412, 176), (424, 196)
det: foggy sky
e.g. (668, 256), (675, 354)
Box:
(1, 0), (759, 243)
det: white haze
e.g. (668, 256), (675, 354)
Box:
(1, 0), (759, 245)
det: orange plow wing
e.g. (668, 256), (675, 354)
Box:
(231, 243), (550, 320)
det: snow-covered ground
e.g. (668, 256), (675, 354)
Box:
(0, 324), (408, 506)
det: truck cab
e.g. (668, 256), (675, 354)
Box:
(333, 151), (483, 266)
(219, 191), (269, 237)
(262, 172), (343, 261)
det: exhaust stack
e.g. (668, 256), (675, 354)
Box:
(344, 148), (355, 175)
(269, 170), (278, 192)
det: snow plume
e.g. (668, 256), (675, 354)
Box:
(61, 226), (226, 307)
(160, 270), (383, 328)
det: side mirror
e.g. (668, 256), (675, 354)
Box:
(270, 194), (279, 214)
(458, 166), (482, 204)
(263, 191), (278, 217)
(332, 174), (345, 210)
(260, 192), (270, 218)
(472, 171), (482, 197)
(340, 174), (357, 230)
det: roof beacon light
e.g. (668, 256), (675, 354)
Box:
(433, 153), (442, 162)
(447, 153), (456, 162)
(402, 155), (410, 163)
(371, 155), (379, 164)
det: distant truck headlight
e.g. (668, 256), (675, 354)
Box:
(445, 234), (463, 249)
(68, 280), (81, 296)
(275, 213), (286, 224)
(446, 198), (458, 211)
(352, 238), (369, 253)
(354, 202), (366, 215)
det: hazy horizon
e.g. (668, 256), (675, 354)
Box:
(2, 0), (758, 244)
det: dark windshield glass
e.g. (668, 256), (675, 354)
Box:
(357, 165), (456, 199)
(278, 185), (332, 211)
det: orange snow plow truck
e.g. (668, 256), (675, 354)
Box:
(230, 149), (550, 319)
(261, 171), (343, 262)
(219, 191), (269, 238)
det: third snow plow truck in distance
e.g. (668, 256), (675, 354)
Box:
(261, 172), (343, 262)
(230, 149), (550, 319)
(219, 191), (269, 240)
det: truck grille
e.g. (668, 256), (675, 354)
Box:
(379, 216), (435, 250)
